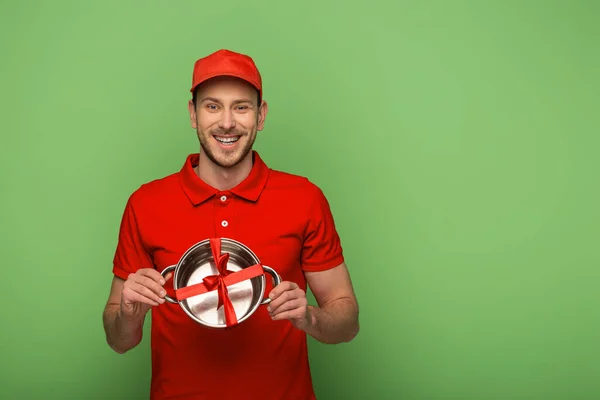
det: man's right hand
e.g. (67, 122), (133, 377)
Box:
(120, 268), (172, 319)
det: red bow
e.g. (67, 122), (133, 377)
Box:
(174, 238), (264, 327)
(202, 238), (236, 326)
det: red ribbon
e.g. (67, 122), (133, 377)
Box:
(174, 238), (264, 327)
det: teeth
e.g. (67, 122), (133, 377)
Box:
(215, 136), (239, 144)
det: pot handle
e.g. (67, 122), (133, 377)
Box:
(260, 265), (282, 305)
(160, 265), (177, 304)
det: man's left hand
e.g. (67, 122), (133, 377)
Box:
(267, 281), (315, 331)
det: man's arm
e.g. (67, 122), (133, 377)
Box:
(303, 262), (359, 344)
(102, 269), (170, 354)
(268, 262), (359, 344)
(102, 276), (145, 354)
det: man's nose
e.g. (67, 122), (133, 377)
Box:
(218, 110), (236, 130)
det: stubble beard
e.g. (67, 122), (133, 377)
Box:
(198, 128), (256, 169)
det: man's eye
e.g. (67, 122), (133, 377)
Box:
(206, 104), (218, 110)
(237, 106), (248, 110)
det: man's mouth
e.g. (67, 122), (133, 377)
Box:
(213, 135), (241, 146)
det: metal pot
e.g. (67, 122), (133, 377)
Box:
(160, 237), (281, 328)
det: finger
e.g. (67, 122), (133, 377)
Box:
(269, 298), (306, 317)
(131, 275), (167, 298)
(271, 308), (306, 321)
(137, 268), (168, 285)
(268, 281), (298, 300)
(128, 282), (165, 304)
(267, 288), (300, 311)
(123, 287), (161, 307)
(268, 289), (305, 312)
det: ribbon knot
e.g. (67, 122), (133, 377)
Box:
(202, 239), (236, 326)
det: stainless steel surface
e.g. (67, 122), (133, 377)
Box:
(260, 265), (282, 305)
(160, 265), (177, 304)
(161, 238), (280, 328)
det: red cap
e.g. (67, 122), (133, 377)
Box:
(190, 49), (262, 99)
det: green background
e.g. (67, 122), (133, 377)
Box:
(1, 1), (599, 399)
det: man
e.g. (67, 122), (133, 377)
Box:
(102, 49), (359, 400)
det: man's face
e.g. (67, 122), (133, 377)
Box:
(188, 76), (267, 169)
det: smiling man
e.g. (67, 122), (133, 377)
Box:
(102, 49), (360, 400)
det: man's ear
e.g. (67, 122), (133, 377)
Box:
(188, 100), (197, 129)
(257, 100), (268, 131)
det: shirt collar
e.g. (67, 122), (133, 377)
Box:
(179, 151), (270, 205)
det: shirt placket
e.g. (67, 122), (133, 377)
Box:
(214, 191), (234, 237)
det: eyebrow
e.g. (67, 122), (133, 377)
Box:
(200, 97), (254, 105)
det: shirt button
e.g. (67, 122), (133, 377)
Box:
(221, 220), (228, 227)
(220, 195), (227, 202)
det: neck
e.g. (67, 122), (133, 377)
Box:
(195, 151), (254, 191)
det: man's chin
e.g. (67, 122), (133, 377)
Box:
(205, 149), (249, 169)
(200, 137), (254, 169)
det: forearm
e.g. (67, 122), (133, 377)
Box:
(303, 298), (359, 344)
(103, 304), (145, 354)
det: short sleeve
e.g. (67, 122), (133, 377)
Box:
(301, 186), (344, 272)
(112, 193), (154, 280)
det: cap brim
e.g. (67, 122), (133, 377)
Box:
(190, 72), (261, 94)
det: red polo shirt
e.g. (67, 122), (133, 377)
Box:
(112, 151), (344, 400)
